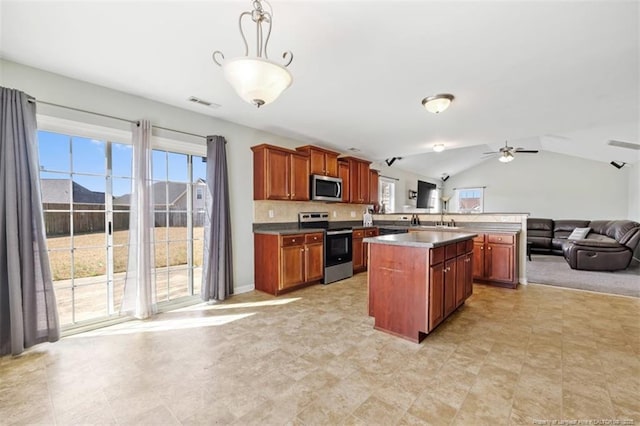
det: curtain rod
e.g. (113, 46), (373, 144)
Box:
(27, 97), (207, 140)
(452, 186), (487, 190)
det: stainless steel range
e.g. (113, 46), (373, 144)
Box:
(298, 212), (353, 284)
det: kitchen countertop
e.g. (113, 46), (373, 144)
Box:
(252, 222), (520, 235)
(364, 230), (478, 248)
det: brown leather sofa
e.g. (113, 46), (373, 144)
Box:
(527, 218), (640, 271)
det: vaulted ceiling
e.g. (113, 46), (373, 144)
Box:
(1, 1), (638, 178)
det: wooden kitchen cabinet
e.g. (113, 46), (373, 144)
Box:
(338, 160), (350, 203)
(254, 232), (324, 295)
(368, 237), (474, 342)
(352, 229), (364, 272)
(296, 145), (340, 177)
(472, 232), (518, 288)
(251, 144), (309, 201)
(369, 169), (379, 205)
(353, 227), (378, 273)
(428, 262), (445, 330)
(340, 156), (372, 204)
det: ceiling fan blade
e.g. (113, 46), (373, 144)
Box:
(515, 149), (539, 153)
(482, 151), (498, 155)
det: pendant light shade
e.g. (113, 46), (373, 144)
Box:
(223, 57), (292, 108)
(213, 0), (293, 108)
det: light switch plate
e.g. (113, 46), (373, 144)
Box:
(268, 210), (274, 218)
(350, 211), (356, 218)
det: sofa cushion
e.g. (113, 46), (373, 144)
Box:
(570, 239), (624, 249)
(527, 218), (553, 232)
(589, 220), (610, 235)
(567, 227), (591, 240)
(553, 220), (591, 233)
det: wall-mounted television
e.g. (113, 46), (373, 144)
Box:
(416, 180), (437, 208)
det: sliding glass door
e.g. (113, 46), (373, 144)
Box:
(38, 129), (206, 327)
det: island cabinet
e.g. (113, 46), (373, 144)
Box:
(353, 227), (378, 273)
(296, 145), (340, 177)
(254, 232), (324, 295)
(367, 232), (475, 342)
(472, 232), (518, 288)
(251, 144), (309, 201)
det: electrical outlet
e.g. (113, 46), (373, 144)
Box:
(268, 210), (274, 218)
(350, 211), (356, 218)
(401, 216), (409, 220)
(333, 211), (337, 218)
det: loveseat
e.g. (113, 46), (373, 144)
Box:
(527, 218), (640, 271)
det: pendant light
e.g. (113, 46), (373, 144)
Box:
(213, 0), (293, 108)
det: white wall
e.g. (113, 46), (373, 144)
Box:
(442, 150), (631, 220)
(1, 59), (309, 293)
(628, 165), (639, 221)
(371, 161), (440, 213)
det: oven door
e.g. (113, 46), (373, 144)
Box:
(325, 230), (353, 266)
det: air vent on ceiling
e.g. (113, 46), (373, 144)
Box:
(348, 147), (361, 152)
(607, 140), (640, 151)
(187, 96), (221, 109)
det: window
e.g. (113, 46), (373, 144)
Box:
(378, 177), (396, 213)
(38, 125), (207, 328)
(455, 187), (484, 213)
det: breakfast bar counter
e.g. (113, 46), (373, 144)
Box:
(364, 231), (477, 343)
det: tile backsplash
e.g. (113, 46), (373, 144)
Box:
(254, 200), (371, 223)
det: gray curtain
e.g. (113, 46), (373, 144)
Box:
(0, 87), (59, 356)
(201, 135), (233, 301)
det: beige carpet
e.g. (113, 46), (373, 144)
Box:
(527, 254), (640, 297)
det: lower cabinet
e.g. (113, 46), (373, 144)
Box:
(254, 232), (324, 295)
(472, 232), (518, 288)
(428, 239), (474, 332)
(353, 227), (378, 273)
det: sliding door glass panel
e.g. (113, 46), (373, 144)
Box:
(39, 131), (70, 172)
(192, 157), (207, 295)
(38, 130), (128, 326)
(72, 137), (105, 175)
(74, 282), (108, 323)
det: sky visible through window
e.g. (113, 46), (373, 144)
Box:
(37, 131), (207, 197)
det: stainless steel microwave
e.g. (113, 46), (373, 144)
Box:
(310, 174), (342, 202)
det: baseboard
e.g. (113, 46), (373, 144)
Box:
(234, 283), (255, 295)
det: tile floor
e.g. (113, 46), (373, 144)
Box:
(1, 274), (639, 425)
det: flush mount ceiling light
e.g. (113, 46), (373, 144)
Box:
(433, 144), (445, 153)
(421, 94), (454, 114)
(212, 0), (293, 108)
(499, 151), (515, 163)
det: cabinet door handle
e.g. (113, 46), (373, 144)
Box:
(488, 247), (492, 250)
(480, 246), (484, 250)
(301, 248), (304, 252)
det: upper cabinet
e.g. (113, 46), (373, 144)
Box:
(252, 144), (310, 201)
(338, 160), (350, 203)
(340, 156), (372, 204)
(369, 169), (379, 205)
(296, 145), (340, 177)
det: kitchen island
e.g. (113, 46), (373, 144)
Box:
(364, 231), (477, 343)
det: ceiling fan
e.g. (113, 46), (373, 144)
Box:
(483, 141), (539, 163)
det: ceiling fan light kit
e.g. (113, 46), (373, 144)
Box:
(499, 151), (515, 163)
(422, 94), (454, 114)
(212, 0), (293, 108)
(433, 144), (445, 152)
